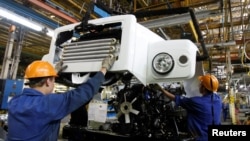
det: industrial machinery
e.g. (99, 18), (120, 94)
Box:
(0, 25), (24, 110)
(42, 14), (202, 140)
(0, 79), (24, 110)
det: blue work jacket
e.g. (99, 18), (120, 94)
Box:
(7, 72), (105, 141)
(175, 93), (222, 141)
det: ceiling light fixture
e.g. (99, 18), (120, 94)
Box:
(0, 7), (53, 37)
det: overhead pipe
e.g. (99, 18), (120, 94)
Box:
(211, 54), (241, 60)
(201, 41), (236, 48)
(136, 0), (218, 11)
(189, 8), (209, 62)
(28, 0), (79, 23)
(139, 9), (221, 29)
(133, 7), (190, 18)
(0, 0), (58, 29)
(45, 0), (76, 18)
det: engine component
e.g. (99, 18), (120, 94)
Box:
(109, 84), (191, 140)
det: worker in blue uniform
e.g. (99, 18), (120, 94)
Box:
(6, 57), (115, 141)
(151, 74), (222, 141)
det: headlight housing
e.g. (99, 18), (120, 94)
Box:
(152, 53), (174, 74)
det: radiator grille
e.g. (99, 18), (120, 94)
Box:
(62, 38), (118, 62)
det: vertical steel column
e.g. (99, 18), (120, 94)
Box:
(226, 46), (236, 124)
(0, 25), (16, 79)
(9, 27), (25, 79)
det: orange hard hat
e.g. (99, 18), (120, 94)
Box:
(24, 60), (58, 79)
(198, 74), (219, 92)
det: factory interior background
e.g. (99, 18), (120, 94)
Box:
(0, 0), (250, 140)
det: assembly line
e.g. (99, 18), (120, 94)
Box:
(0, 1), (250, 141)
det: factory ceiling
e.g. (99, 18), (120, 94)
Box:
(0, 0), (250, 92)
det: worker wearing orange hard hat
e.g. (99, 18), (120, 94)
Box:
(7, 57), (115, 141)
(150, 74), (222, 141)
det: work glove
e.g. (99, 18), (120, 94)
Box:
(149, 83), (163, 91)
(55, 60), (68, 74)
(102, 56), (116, 71)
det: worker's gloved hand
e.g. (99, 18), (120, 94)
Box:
(55, 60), (68, 74)
(102, 56), (116, 70)
(149, 83), (163, 91)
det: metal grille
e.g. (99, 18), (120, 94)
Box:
(62, 38), (118, 62)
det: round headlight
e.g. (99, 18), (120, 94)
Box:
(152, 53), (174, 74)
